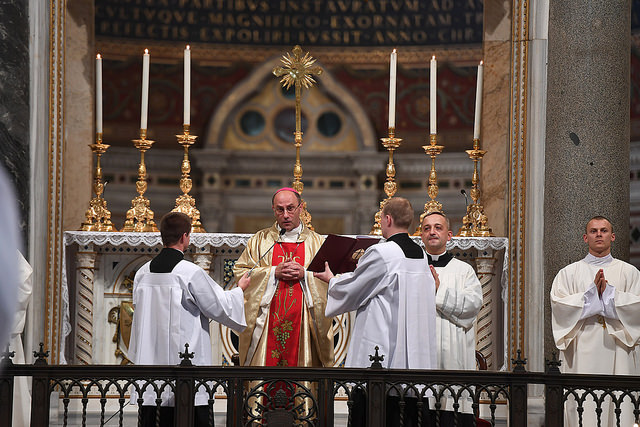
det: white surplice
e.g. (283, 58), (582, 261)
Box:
(0, 165), (20, 353)
(325, 240), (437, 369)
(129, 259), (246, 406)
(434, 257), (482, 370)
(551, 254), (640, 426)
(432, 256), (482, 413)
(11, 252), (33, 426)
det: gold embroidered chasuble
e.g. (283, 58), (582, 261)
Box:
(233, 223), (334, 367)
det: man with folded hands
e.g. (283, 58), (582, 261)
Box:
(551, 215), (640, 427)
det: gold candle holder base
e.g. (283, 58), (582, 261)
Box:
(369, 200), (386, 236)
(457, 204), (494, 237)
(80, 133), (117, 232)
(413, 133), (444, 235)
(456, 138), (494, 237)
(370, 127), (402, 235)
(122, 129), (158, 232)
(171, 124), (205, 233)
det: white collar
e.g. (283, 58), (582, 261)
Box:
(583, 252), (614, 267)
(278, 223), (303, 241)
(427, 249), (447, 261)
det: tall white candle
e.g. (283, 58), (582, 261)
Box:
(183, 45), (191, 126)
(388, 49), (397, 129)
(473, 60), (484, 139)
(430, 55), (437, 134)
(96, 54), (103, 134)
(140, 49), (150, 130)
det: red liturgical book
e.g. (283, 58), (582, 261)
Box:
(308, 234), (380, 274)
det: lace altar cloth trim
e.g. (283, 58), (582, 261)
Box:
(65, 231), (507, 254)
(64, 231), (253, 248)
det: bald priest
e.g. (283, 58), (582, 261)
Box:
(233, 188), (334, 368)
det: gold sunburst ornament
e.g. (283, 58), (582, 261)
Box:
(273, 45), (322, 92)
(273, 45), (322, 230)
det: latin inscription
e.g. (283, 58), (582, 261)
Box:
(96, 0), (483, 46)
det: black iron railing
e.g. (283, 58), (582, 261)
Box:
(1, 346), (639, 427)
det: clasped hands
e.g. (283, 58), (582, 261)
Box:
(275, 258), (305, 282)
(595, 268), (609, 298)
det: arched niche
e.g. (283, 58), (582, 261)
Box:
(203, 56), (377, 154)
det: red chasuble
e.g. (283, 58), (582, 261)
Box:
(265, 242), (305, 367)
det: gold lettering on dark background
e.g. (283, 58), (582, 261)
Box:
(96, 0), (483, 46)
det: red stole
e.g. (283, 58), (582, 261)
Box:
(265, 242), (305, 367)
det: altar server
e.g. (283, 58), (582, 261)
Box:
(129, 212), (249, 427)
(0, 164), (20, 359)
(10, 252), (33, 426)
(316, 197), (437, 426)
(421, 212), (482, 426)
(233, 188), (334, 368)
(551, 216), (640, 427)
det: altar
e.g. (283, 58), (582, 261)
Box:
(62, 231), (508, 370)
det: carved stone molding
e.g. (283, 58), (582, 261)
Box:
(75, 246), (96, 365)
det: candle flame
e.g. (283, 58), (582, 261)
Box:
(392, 48), (396, 53)
(186, 45), (190, 50)
(96, 53), (101, 59)
(480, 60), (484, 65)
(144, 49), (149, 54)
(432, 55), (436, 60)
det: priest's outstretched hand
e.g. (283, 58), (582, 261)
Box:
(237, 272), (251, 291)
(313, 261), (334, 283)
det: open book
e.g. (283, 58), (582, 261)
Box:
(308, 234), (380, 274)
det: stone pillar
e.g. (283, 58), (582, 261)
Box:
(544, 1), (630, 356)
(481, 0), (512, 237)
(63, 0), (94, 232)
(0, 2), (29, 243)
(75, 245), (96, 365)
(474, 251), (497, 369)
(192, 245), (214, 274)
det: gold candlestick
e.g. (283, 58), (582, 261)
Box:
(171, 124), (205, 233)
(370, 127), (403, 235)
(80, 133), (117, 232)
(273, 45), (322, 231)
(457, 138), (494, 237)
(122, 129), (158, 232)
(414, 133), (445, 235)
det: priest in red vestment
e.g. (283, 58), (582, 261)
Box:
(233, 188), (334, 368)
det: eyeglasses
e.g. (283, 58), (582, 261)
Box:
(273, 203), (301, 215)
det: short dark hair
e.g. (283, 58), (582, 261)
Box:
(422, 211), (451, 230)
(585, 215), (614, 233)
(382, 197), (414, 229)
(160, 212), (191, 246)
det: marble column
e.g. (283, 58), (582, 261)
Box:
(0, 2), (30, 244)
(63, 0), (94, 232)
(474, 251), (497, 369)
(481, 0), (512, 237)
(75, 246), (96, 365)
(544, 1), (630, 356)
